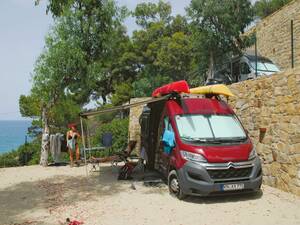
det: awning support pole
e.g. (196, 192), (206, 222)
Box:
(80, 116), (88, 176)
(291, 20), (294, 68)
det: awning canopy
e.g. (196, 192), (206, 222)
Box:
(80, 95), (170, 118)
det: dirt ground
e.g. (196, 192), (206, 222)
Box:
(0, 164), (300, 225)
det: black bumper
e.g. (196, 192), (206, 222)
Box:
(177, 157), (262, 196)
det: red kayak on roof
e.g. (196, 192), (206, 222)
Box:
(152, 80), (190, 97)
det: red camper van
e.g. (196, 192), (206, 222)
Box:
(140, 81), (262, 199)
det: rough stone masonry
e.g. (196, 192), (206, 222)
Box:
(250, 0), (300, 70)
(229, 68), (300, 196)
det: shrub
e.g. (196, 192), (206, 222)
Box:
(0, 138), (41, 168)
(91, 118), (129, 157)
(0, 150), (19, 167)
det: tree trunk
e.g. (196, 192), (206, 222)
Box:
(207, 51), (214, 81)
(102, 94), (107, 105)
(40, 106), (50, 167)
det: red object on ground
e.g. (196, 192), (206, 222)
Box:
(152, 80), (190, 97)
(68, 220), (83, 225)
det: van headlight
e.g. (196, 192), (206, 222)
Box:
(248, 147), (257, 160)
(180, 150), (207, 163)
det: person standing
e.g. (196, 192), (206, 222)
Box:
(66, 123), (80, 167)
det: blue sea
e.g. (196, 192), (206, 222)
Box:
(0, 120), (32, 154)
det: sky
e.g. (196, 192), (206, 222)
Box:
(0, 0), (190, 120)
(0, 0), (53, 120)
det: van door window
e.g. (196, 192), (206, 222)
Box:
(162, 116), (175, 154)
(164, 116), (173, 132)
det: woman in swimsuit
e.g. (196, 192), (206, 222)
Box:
(67, 123), (81, 167)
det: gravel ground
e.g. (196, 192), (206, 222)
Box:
(0, 164), (300, 225)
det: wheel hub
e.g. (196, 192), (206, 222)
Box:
(170, 178), (179, 193)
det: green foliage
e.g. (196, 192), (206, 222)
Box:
(134, 0), (172, 28)
(156, 32), (193, 81)
(133, 72), (172, 97)
(19, 95), (41, 118)
(111, 82), (134, 106)
(0, 150), (19, 168)
(188, 0), (254, 77)
(48, 97), (81, 133)
(0, 139), (41, 168)
(92, 104), (119, 123)
(254, 0), (292, 18)
(91, 118), (129, 156)
(130, 2), (202, 96)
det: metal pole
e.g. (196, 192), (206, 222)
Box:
(230, 58), (233, 82)
(80, 117), (88, 176)
(255, 33), (258, 77)
(291, 20), (294, 68)
(86, 121), (92, 159)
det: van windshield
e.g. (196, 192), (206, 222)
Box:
(175, 114), (247, 143)
(250, 61), (280, 72)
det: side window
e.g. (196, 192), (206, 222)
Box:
(164, 116), (173, 132)
(240, 62), (251, 74)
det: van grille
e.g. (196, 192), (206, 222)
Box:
(207, 167), (252, 180)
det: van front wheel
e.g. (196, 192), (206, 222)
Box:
(168, 170), (186, 200)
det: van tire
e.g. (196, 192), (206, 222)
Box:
(168, 170), (186, 200)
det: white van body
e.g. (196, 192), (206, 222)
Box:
(238, 54), (280, 81)
(214, 54), (280, 83)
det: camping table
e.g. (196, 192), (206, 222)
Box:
(83, 146), (107, 157)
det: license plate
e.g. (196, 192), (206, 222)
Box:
(221, 183), (244, 191)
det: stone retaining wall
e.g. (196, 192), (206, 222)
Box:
(252, 0), (300, 70)
(229, 68), (300, 196)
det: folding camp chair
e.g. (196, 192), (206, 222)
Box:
(111, 140), (146, 180)
(111, 140), (137, 167)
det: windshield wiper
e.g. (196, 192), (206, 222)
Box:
(181, 137), (222, 144)
(181, 136), (207, 142)
(181, 136), (247, 144)
(214, 137), (247, 142)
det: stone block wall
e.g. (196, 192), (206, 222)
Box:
(229, 68), (300, 196)
(128, 97), (150, 154)
(253, 0), (300, 70)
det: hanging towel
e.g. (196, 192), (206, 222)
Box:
(50, 133), (63, 163)
(67, 133), (76, 151)
(162, 130), (175, 154)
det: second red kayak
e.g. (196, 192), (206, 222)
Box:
(152, 80), (190, 97)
